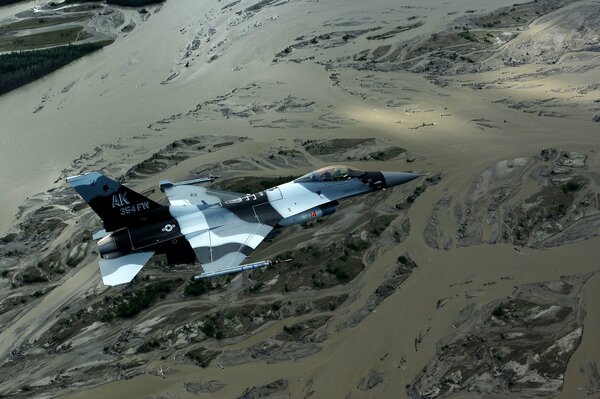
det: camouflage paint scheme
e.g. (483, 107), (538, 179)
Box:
(67, 166), (421, 286)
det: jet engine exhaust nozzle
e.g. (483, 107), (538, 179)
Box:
(97, 229), (131, 259)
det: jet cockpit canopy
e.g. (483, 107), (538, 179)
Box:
(294, 165), (364, 183)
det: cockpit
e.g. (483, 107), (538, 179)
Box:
(294, 165), (365, 183)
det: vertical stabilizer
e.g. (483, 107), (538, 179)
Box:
(67, 172), (163, 231)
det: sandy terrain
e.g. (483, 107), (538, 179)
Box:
(0, 0), (599, 398)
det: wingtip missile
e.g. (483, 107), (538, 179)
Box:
(69, 166), (427, 286)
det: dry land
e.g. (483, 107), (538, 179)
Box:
(0, 0), (599, 398)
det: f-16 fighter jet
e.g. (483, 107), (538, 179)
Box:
(67, 166), (422, 286)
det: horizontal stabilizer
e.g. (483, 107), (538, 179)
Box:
(99, 252), (154, 286)
(92, 229), (108, 240)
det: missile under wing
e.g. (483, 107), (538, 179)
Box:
(68, 166), (423, 285)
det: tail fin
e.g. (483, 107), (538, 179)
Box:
(67, 172), (162, 232)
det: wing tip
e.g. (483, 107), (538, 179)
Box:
(66, 171), (102, 187)
(160, 180), (173, 190)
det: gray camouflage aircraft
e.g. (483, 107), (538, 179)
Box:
(67, 166), (422, 286)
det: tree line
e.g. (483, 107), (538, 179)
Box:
(64, 0), (165, 6)
(0, 42), (109, 96)
(0, 0), (25, 6)
(1, 0), (165, 8)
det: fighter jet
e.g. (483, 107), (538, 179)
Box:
(67, 166), (422, 286)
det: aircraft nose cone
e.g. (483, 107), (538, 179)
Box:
(382, 172), (423, 187)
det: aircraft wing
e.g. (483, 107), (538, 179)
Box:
(161, 181), (244, 206)
(187, 222), (273, 277)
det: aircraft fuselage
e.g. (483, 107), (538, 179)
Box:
(68, 166), (422, 285)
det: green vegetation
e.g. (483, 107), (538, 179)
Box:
(277, 148), (303, 157)
(562, 180), (583, 193)
(509, 179), (583, 245)
(201, 312), (223, 338)
(130, 159), (167, 175)
(395, 185), (422, 209)
(369, 214), (396, 236)
(369, 146), (406, 161)
(0, 233), (17, 243)
(184, 278), (224, 297)
(137, 338), (161, 353)
(278, 316), (330, 342)
(66, 254), (81, 268)
(213, 141), (234, 148)
(324, 263), (349, 282)
(301, 217), (324, 229)
(492, 306), (505, 317)
(489, 299), (562, 323)
(397, 253), (417, 274)
(22, 217), (67, 236)
(244, 220), (386, 292)
(0, 26), (86, 52)
(283, 323), (302, 335)
(0, 0), (25, 6)
(197, 303), (281, 340)
(127, 150), (189, 177)
(0, 42), (110, 96)
(303, 138), (374, 156)
(98, 280), (181, 322)
(548, 203), (567, 218)
(346, 238), (369, 252)
(47, 279), (182, 348)
(114, 280), (175, 318)
(63, 0), (165, 6)
(0, 294), (30, 312)
(313, 294), (349, 311)
(311, 237), (367, 288)
(186, 347), (221, 368)
(247, 281), (264, 293)
(458, 28), (477, 42)
(0, 16), (86, 32)
(398, 255), (410, 265)
(37, 249), (63, 275)
(396, 173), (442, 209)
(185, 279), (211, 296)
(107, 0), (164, 6)
(21, 267), (48, 284)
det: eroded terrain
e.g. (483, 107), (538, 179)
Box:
(1, 0), (600, 398)
(2, 135), (600, 399)
(0, 136), (428, 397)
(410, 274), (589, 397)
